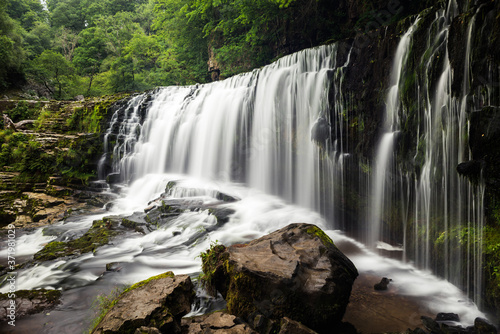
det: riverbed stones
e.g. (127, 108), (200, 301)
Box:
(205, 223), (358, 333)
(91, 272), (194, 334)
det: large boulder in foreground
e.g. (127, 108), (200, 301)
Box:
(92, 272), (194, 334)
(203, 223), (358, 333)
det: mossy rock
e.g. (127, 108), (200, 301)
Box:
(33, 218), (119, 261)
(91, 273), (194, 334)
(0, 289), (62, 319)
(201, 223), (358, 333)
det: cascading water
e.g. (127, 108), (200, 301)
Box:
(104, 45), (340, 218)
(358, 0), (492, 310)
(368, 17), (419, 249)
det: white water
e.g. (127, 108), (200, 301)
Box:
(0, 174), (486, 328)
(368, 18), (419, 248)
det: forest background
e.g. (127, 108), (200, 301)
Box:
(0, 0), (431, 99)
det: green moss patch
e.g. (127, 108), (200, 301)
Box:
(199, 241), (228, 296)
(33, 218), (119, 261)
(123, 271), (175, 293)
(306, 225), (334, 246)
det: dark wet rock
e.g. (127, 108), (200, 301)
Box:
(457, 160), (484, 178)
(474, 317), (497, 334)
(181, 311), (256, 334)
(421, 316), (443, 333)
(92, 272), (194, 334)
(279, 317), (319, 334)
(134, 327), (161, 334)
(406, 328), (427, 334)
(374, 277), (392, 291)
(106, 262), (122, 272)
(311, 116), (331, 147)
(435, 312), (460, 324)
(121, 217), (147, 234)
(202, 223), (358, 333)
(215, 191), (239, 203)
(106, 172), (121, 184)
(0, 289), (61, 321)
(208, 207), (235, 225)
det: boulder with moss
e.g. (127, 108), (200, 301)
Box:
(201, 223), (358, 333)
(0, 289), (61, 321)
(91, 272), (194, 334)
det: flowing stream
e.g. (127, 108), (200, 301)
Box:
(0, 2), (495, 331)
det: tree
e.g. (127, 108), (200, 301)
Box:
(0, 1), (25, 89)
(23, 21), (53, 59)
(6, 0), (47, 31)
(30, 50), (74, 98)
(72, 27), (107, 95)
(54, 26), (79, 61)
(153, 0), (209, 84)
(48, 0), (86, 32)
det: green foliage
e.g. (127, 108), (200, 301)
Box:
(199, 240), (227, 296)
(29, 49), (75, 99)
(0, 2), (25, 89)
(6, 101), (41, 122)
(483, 224), (500, 304)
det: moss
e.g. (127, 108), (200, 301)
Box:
(224, 270), (260, 318)
(165, 181), (177, 193)
(306, 226), (334, 247)
(33, 218), (119, 261)
(123, 271), (175, 294)
(199, 241), (228, 296)
(160, 201), (182, 214)
(0, 288), (61, 302)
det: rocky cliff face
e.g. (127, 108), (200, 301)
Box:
(0, 95), (130, 229)
(322, 0), (500, 318)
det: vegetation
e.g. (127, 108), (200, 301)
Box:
(87, 271), (175, 333)
(199, 240), (227, 296)
(0, 0), (433, 99)
(87, 285), (128, 334)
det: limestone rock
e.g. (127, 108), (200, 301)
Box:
(209, 223), (358, 333)
(92, 272), (194, 334)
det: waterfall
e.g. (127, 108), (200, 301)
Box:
(102, 45), (342, 220)
(379, 1), (488, 307)
(368, 18), (419, 248)
(95, 0), (491, 314)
